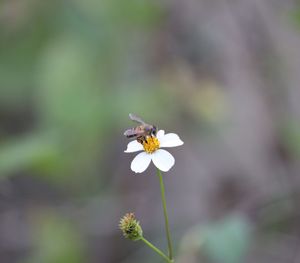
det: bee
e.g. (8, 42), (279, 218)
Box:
(124, 113), (157, 143)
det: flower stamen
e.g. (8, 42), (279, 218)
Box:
(142, 136), (160, 154)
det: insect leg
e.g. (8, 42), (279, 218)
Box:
(137, 136), (146, 144)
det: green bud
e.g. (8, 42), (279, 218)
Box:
(119, 213), (143, 241)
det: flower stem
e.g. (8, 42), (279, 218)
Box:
(157, 169), (174, 261)
(140, 237), (171, 263)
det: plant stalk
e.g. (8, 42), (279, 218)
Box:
(140, 237), (171, 263)
(157, 169), (174, 261)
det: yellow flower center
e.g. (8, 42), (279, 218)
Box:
(142, 136), (160, 154)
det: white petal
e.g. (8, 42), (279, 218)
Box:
(156, 130), (165, 140)
(124, 140), (143, 153)
(130, 152), (152, 173)
(152, 149), (175, 172)
(159, 133), (184, 148)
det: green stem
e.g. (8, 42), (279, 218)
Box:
(157, 169), (174, 261)
(140, 237), (171, 263)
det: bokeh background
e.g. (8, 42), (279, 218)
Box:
(1, 0), (300, 262)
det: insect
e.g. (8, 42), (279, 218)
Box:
(124, 113), (157, 143)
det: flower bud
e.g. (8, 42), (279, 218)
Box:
(119, 213), (143, 241)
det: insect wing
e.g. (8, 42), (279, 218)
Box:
(129, 113), (146, 125)
(124, 128), (145, 138)
(124, 129), (136, 137)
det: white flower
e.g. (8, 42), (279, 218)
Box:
(124, 130), (184, 173)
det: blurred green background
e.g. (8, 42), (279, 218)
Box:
(1, 0), (300, 262)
